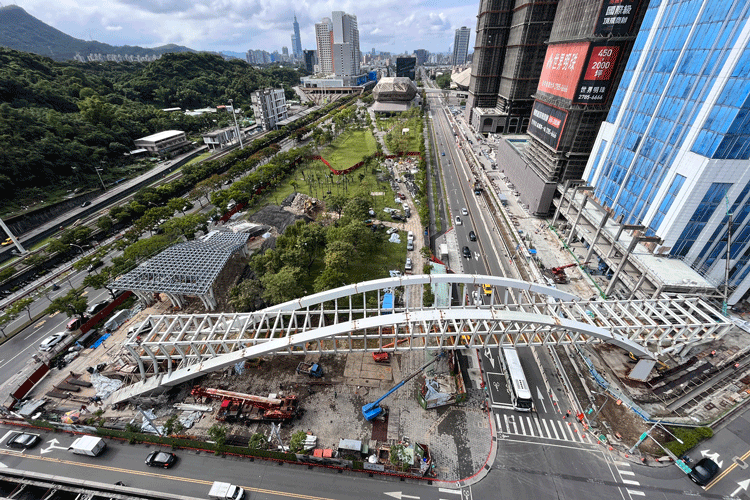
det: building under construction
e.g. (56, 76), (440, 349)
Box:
(519, 0), (648, 214)
(465, 0), (559, 135)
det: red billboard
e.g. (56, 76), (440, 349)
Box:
(537, 42), (589, 101)
(573, 43), (622, 104)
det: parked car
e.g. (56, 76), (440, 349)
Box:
(86, 300), (110, 316)
(469, 231), (476, 241)
(688, 457), (719, 486)
(463, 246), (471, 259)
(40, 332), (67, 351)
(405, 258), (413, 271)
(66, 317), (88, 331)
(386, 227), (399, 235)
(461, 208), (468, 216)
(455, 216), (462, 225)
(441, 152), (445, 156)
(6, 432), (40, 449)
(391, 213), (406, 222)
(398, 193), (406, 200)
(145, 451), (177, 468)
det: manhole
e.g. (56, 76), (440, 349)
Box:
(733, 456), (748, 469)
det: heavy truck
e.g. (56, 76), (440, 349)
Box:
(191, 386), (300, 423)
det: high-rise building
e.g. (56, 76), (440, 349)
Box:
(452, 27), (471, 66)
(251, 88), (288, 131)
(396, 57), (416, 80)
(282, 47), (288, 56)
(315, 12), (361, 77)
(303, 50), (317, 74)
(518, 0), (647, 214)
(584, 0), (750, 304)
(465, 0), (559, 132)
(292, 14), (303, 58)
(315, 17), (333, 74)
(413, 49), (428, 66)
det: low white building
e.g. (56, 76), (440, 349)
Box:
(133, 130), (190, 155)
(201, 126), (236, 150)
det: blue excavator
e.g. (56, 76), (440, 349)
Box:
(362, 351), (447, 421)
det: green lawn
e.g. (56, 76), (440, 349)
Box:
(320, 129), (378, 170)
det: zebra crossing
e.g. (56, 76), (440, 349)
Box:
(615, 461), (645, 496)
(495, 412), (597, 444)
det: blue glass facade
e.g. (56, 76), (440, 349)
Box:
(591, 0), (750, 237)
(586, 0), (750, 293)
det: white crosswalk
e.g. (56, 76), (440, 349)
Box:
(617, 461), (644, 497)
(495, 413), (595, 444)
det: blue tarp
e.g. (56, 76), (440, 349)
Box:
(91, 333), (111, 349)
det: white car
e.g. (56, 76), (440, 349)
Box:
(39, 332), (67, 352)
(461, 208), (468, 216)
(455, 216), (462, 225)
(405, 258), (413, 271)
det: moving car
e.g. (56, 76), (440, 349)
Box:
(40, 332), (67, 351)
(441, 152), (445, 156)
(455, 216), (462, 225)
(1, 238), (12, 246)
(688, 457), (719, 486)
(463, 246), (471, 259)
(6, 432), (40, 449)
(81, 201), (91, 207)
(86, 300), (110, 316)
(482, 284), (492, 295)
(461, 208), (468, 216)
(86, 260), (103, 272)
(145, 451), (177, 468)
(469, 231), (476, 241)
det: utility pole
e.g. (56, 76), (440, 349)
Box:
(96, 161), (107, 191)
(724, 195), (732, 316)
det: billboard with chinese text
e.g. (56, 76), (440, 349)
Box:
(537, 42), (590, 101)
(595, 0), (642, 36)
(528, 101), (568, 150)
(573, 43), (622, 104)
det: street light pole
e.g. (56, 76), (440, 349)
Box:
(228, 99), (244, 149)
(95, 162), (107, 191)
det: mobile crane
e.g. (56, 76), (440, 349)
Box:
(362, 351), (447, 421)
(546, 263), (577, 284)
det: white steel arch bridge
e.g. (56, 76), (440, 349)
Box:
(110, 274), (731, 404)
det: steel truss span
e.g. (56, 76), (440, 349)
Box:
(111, 275), (730, 403)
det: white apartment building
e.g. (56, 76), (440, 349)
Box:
(315, 17), (333, 75)
(315, 11), (360, 77)
(251, 88), (288, 131)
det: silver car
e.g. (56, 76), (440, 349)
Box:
(39, 332), (67, 351)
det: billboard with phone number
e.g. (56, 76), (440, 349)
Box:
(594, 0), (642, 36)
(528, 101), (568, 150)
(537, 42), (589, 101)
(573, 43), (622, 104)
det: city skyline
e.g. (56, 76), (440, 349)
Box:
(11, 0), (477, 56)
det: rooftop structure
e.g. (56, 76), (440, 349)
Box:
(133, 130), (190, 156)
(111, 232), (250, 310)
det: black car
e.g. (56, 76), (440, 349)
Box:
(463, 246), (472, 259)
(86, 260), (104, 272)
(688, 457), (719, 486)
(81, 201), (91, 207)
(145, 451), (177, 468)
(469, 231), (476, 241)
(6, 432), (40, 449)
(391, 213), (406, 222)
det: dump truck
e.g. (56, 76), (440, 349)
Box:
(296, 361), (324, 378)
(69, 435), (106, 456)
(208, 481), (245, 500)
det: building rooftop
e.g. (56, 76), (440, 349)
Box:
(136, 130), (185, 143)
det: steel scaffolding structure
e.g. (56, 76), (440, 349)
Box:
(112, 232), (249, 310)
(110, 274), (731, 404)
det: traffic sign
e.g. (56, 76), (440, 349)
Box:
(675, 459), (691, 474)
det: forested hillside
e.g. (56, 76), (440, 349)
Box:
(0, 49), (304, 209)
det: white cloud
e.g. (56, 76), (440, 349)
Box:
(16, 0), (478, 54)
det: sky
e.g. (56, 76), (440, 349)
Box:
(15, 0), (478, 56)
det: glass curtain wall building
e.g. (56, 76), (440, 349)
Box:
(584, 0), (750, 304)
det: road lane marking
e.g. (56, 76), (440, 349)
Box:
(534, 417), (543, 437)
(518, 416), (526, 435)
(626, 490), (645, 496)
(619, 470), (635, 476)
(438, 488), (461, 495)
(525, 417), (533, 436)
(706, 447), (750, 490)
(621, 479), (639, 485)
(542, 419), (552, 438)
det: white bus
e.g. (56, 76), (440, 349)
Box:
(501, 347), (534, 412)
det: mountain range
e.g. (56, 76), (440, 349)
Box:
(0, 5), (194, 62)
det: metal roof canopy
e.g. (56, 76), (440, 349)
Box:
(109, 274), (732, 404)
(112, 233), (249, 295)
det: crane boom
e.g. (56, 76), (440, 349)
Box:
(362, 351), (446, 421)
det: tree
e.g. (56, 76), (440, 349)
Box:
(8, 297), (35, 321)
(0, 265), (17, 283)
(229, 279), (265, 312)
(289, 430), (307, 453)
(0, 310), (18, 338)
(82, 268), (110, 290)
(248, 433), (268, 450)
(259, 265), (303, 304)
(167, 197), (191, 215)
(325, 193), (347, 217)
(162, 415), (185, 437)
(45, 289), (87, 319)
(207, 424), (227, 448)
(23, 253), (46, 268)
(160, 213), (208, 239)
(96, 215), (113, 233)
